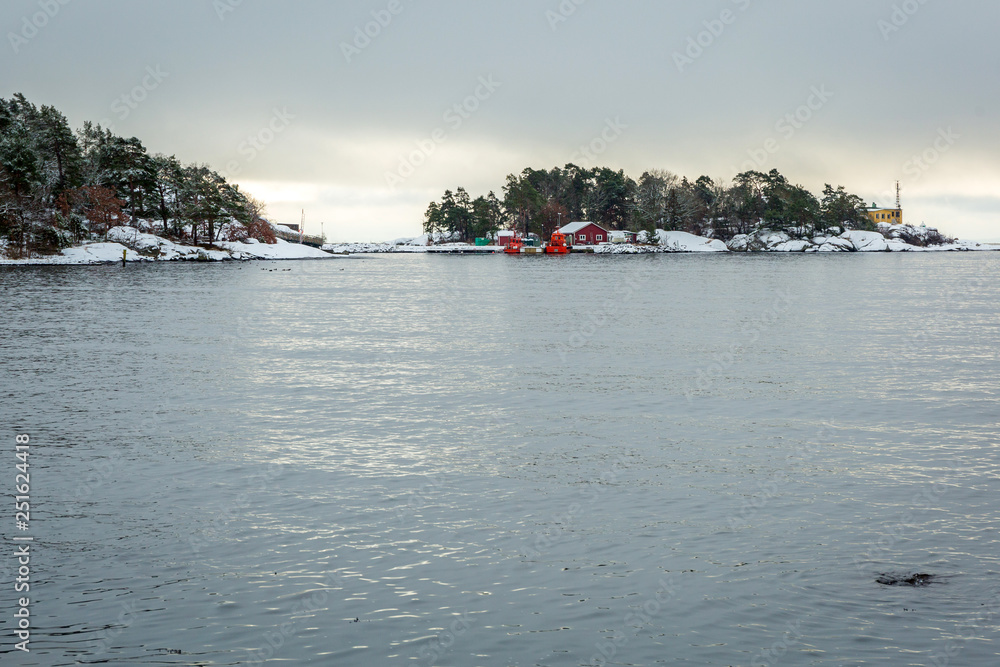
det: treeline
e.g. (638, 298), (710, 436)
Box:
(0, 93), (271, 258)
(424, 165), (874, 243)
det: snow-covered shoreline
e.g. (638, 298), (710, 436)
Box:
(723, 224), (993, 253)
(4, 224), (994, 265)
(324, 226), (996, 255)
(0, 226), (337, 265)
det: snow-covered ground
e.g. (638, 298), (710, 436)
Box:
(0, 226), (336, 265)
(727, 227), (992, 253)
(215, 238), (333, 260)
(323, 242), (396, 254)
(588, 231), (727, 254)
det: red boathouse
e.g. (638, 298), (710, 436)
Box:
(558, 221), (609, 246)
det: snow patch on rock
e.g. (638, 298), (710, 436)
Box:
(842, 230), (889, 252)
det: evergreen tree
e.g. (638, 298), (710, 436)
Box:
(0, 117), (40, 204)
(28, 105), (84, 202)
(471, 191), (504, 240)
(585, 168), (633, 229)
(423, 201), (443, 236)
(663, 188), (683, 231)
(0, 93), (281, 254)
(503, 171), (544, 236)
(820, 184), (871, 231)
(150, 154), (182, 235)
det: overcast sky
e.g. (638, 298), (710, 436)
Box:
(3, 0), (998, 241)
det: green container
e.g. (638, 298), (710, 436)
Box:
(475, 238), (489, 246)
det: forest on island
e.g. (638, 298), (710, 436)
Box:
(423, 166), (876, 244)
(0, 93), (272, 259)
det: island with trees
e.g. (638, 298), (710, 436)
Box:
(412, 166), (988, 253)
(0, 93), (329, 263)
(3, 93), (990, 261)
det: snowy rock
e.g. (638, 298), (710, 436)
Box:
(842, 230), (889, 252)
(590, 231), (727, 254)
(595, 243), (643, 254)
(0, 226), (336, 264)
(658, 230), (728, 252)
(392, 234), (431, 246)
(60, 243), (145, 264)
(107, 226), (209, 261)
(727, 234), (750, 251)
(324, 242), (395, 254)
(215, 238), (333, 259)
(773, 240), (813, 252)
(885, 238), (922, 252)
(816, 237), (855, 252)
(390, 231), (462, 246)
(877, 222), (950, 246)
(933, 240), (992, 251)
(760, 232), (791, 250)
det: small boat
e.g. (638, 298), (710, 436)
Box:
(503, 234), (524, 254)
(544, 231), (570, 254)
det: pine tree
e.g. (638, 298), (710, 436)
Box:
(34, 105), (83, 200)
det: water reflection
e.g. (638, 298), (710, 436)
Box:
(1, 253), (999, 665)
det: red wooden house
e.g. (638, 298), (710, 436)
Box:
(558, 221), (609, 246)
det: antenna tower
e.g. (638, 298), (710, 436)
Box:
(896, 181), (901, 210)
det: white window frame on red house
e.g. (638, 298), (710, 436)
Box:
(596, 234), (603, 241)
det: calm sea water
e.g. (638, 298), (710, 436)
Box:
(2, 252), (999, 666)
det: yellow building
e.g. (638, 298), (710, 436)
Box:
(866, 203), (902, 226)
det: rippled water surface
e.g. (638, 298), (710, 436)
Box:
(2, 253), (999, 666)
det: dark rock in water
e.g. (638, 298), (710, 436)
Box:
(876, 572), (937, 587)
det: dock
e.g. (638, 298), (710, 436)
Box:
(424, 246), (596, 255)
(425, 246), (505, 254)
(273, 226), (325, 248)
